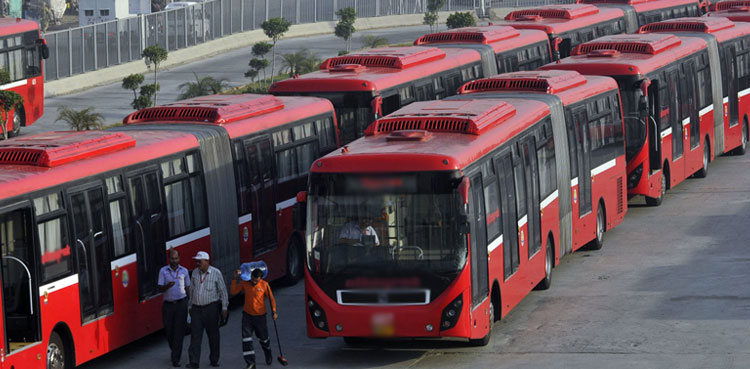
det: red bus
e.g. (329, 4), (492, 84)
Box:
(414, 25), (553, 74)
(270, 46), (491, 144)
(121, 94), (338, 283)
(541, 32), (720, 205)
(709, 0), (750, 11)
(0, 94), (336, 368)
(493, 4), (628, 59)
(0, 18), (49, 137)
(579, 0), (706, 30)
(300, 87), (626, 344)
(456, 70), (627, 255)
(639, 17), (750, 155)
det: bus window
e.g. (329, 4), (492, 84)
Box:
(34, 193), (72, 283)
(162, 153), (208, 238)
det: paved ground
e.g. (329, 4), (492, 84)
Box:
(26, 25), (433, 135)
(75, 151), (750, 369)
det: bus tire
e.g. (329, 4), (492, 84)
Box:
(8, 108), (22, 138)
(468, 300), (493, 347)
(735, 118), (748, 156)
(694, 138), (709, 178)
(535, 236), (554, 290)
(282, 236), (304, 285)
(47, 330), (71, 369)
(646, 164), (668, 206)
(586, 202), (606, 251)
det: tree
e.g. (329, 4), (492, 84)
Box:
(55, 107), (104, 131)
(178, 73), (229, 100)
(361, 35), (388, 49)
(447, 11), (476, 29)
(335, 7), (357, 53)
(122, 74), (145, 101)
(261, 17), (291, 84)
(0, 90), (22, 139)
(133, 83), (160, 110)
(280, 49), (320, 76)
(424, 0), (446, 33)
(247, 42), (272, 85)
(142, 45), (168, 106)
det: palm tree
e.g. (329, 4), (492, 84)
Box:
(178, 73), (229, 100)
(280, 49), (320, 76)
(56, 107), (104, 131)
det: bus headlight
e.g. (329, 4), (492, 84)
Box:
(307, 295), (329, 332)
(440, 293), (463, 331)
(627, 163), (643, 189)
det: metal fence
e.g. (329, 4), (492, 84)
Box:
(43, 0), (573, 81)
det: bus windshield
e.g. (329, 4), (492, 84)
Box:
(615, 76), (647, 161)
(307, 172), (467, 286)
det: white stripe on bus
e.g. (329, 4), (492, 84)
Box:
(0, 79), (27, 90)
(165, 227), (210, 250)
(682, 118), (690, 128)
(591, 159), (616, 176)
(238, 213), (253, 225)
(275, 197), (296, 211)
(39, 274), (79, 296)
(570, 177), (578, 187)
(699, 104), (713, 117)
(740, 87), (750, 98)
(518, 215), (528, 228)
(540, 190), (558, 209)
(724, 96), (729, 104)
(661, 127), (672, 139)
(110, 253), (137, 270)
(487, 235), (503, 253)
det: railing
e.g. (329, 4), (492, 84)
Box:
(42, 0), (573, 81)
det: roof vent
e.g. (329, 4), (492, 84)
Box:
(459, 70), (587, 95)
(729, 5), (750, 11)
(588, 49), (621, 57)
(385, 130), (434, 142)
(0, 131), (135, 167)
(639, 17), (735, 34)
(320, 47), (446, 70)
(329, 63), (367, 73)
(365, 99), (516, 136)
(572, 34), (681, 55)
(506, 4), (599, 20)
(414, 26), (520, 45)
(578, 0), (648, 5)
(712, 0), (750, 11)
(124, 94), (284, 125)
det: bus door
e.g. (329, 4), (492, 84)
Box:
(468, 174), (489, 308)
(727, 45), (740, 128)
(684, 61), (700, 152)
(243, 136), (278, 255)
(496, 153), (519, 279)
(668, 68), (685, 182)
(0, 205), (40, 350)
(127, 169), (166, 301)
(572, 106), (592, 216)
(648, 81), (662, 172)
(69, 183), (114, 322)
(520, 136), (541, 258)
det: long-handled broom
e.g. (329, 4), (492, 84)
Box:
(267, 284), (288, 366)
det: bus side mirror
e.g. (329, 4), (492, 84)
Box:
(37, 39), (49, 59)
(293, 191), (308, 231)
(638, 95), (648, 112)
(458, 214), (470, 234)
(296, 191), (307, 203)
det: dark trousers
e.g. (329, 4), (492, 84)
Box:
(189, 301), (221, 365)
(242, 312), (272, 365)
(162, 298), (188, 364)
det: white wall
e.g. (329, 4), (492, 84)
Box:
(79, 0), (132, 26)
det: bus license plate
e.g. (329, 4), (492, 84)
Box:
(371, 313), (395, 337)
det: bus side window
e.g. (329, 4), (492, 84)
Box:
(537, 120), (557, 201)
(293, 121), (320, 176)
(34, 192), (72, 283)
(161, 153), (208, 238)
(512, 145), (527, 221)
(315, 117), (337, 153)
(106, 175), (133, 258)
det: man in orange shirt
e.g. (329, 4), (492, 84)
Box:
(231, 268), (278, 369)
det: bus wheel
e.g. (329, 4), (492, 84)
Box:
(694, 138), (709, 178)
(535, 238), (553, 290)
(587, 203), (606, 251)
(645, 170), (667, 206)
(8, 108), (22, 138)
(735, 120), (748, 156)
(283, 237), (303, 285)
(47, 331), (70, 369)
(468, 300), (492, 347)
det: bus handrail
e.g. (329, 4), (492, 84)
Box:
(2, 255), (33, 316)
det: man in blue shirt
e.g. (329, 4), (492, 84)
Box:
(158, 248), (191, 367)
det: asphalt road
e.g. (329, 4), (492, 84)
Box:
(25, 25), (434, 135)
(74, 151), (750, 369)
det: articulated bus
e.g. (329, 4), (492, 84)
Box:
(456, 70), (627, 256)
(541, 32), (720, 205)
(414, 26), (553, 74)
(270, 46), (492, 145)
(493, 4), (628, 59)
(0, 18), (49, 137)
(579, 0), (705, 30)
(639, 17), (750, 156)
(300, 89), (627, 344)
(0, 94), (336, 368)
